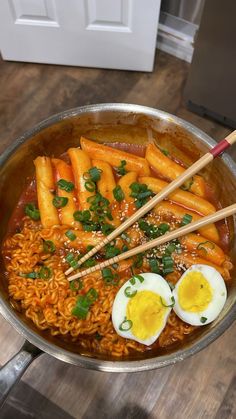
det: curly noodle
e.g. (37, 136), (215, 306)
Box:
(3, 218), (196, 357)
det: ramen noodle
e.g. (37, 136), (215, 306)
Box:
(2, 138), (233, 357)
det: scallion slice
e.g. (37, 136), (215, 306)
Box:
(52, 196), (68, 208)
(57, 179), (74, 192)
(124, 286), (137, 298)
(162, 256), (174, 275)
(160, 296), (175, 308)
(43, 240), (56, 253)
(116, 160), (127, 176)
(181, 214), (193, 226)
(84, 180), (96, 192)
(70, 279), (83, 291)
(39, 266), (52, 280)
(200, 316), (207, 324)
(65, 230), (76, 241)
(24, 203), (40, 221)
(119, 317), (133, 331)
(113, 185), (125, 202)
(129, 274), (144, 285)
(149, 259), (160, 274)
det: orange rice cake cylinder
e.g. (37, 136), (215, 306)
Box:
(153, 201), (220, 243)
(145, 143), (206, 197)
(139, 176), (216, 216)
(118, 171), (137, 217)
(92, 159), (120, 227)
(52, 158), (81, 228)
(68, 148), (94, 211)
(180, 233), (226, 266)
(80, 136), (150, 176)
(34, 156), (60, 228)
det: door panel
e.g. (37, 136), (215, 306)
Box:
(0, 0), (161, 71)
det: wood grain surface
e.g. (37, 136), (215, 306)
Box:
(0, 50), (235, 419)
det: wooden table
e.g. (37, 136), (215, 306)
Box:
(0, 51), (235, 419)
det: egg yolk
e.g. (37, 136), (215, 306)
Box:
(126, 290), (167, 341)
(178, 271), (213, 312)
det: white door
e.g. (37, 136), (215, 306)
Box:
(0, 0), (161, 71)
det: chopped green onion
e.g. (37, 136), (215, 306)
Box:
(200, 316), (207, 324)
(39, 266), (52, 280)
(88, 167), (102, 182)
(160, 296), (175, 308)
(130, 274), (144, 285)
(121, 232), (131, 243)
(24, 203), (40, 221)
(84, 180), (96, 192)
(116, 160), (127, 176)
(162, 256), (174, 275)
(119, 317), (133, 331)
(52, 196), (68, 208)
(180, 177), (194, 191)
(104, 243), (121, 259)
(43, 240), (56, 253)
(158, 223), (170, 235)
(72, 288), (98, 319)
(165, 242), (177, 255)
(73, 210), (91, 222)
(113, 185), (125, 202)
(65, 253), (79, 269)
(122, 244), (129, 252)
(197, 241), (215, 252)
(101, 267), (119, 285)
(19, 272), (38, 279)
(65, 230), (76, 241)
(160, 148), (169, 156)
(124, 286), (137, 298)
(70, 279), (83, 291)
(149, 259), (161, 274)
(57, 179), (74, 192)
(81, 258), (96, 268)
(130, 182), (154, 208)
(101, 223), (115, 235)
(181, 214), (193, 226)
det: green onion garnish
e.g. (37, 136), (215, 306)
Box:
(180, 177), (194, 191)
(84, 180), (96, 192)
(119, 317), (133, 331)
(158, 223), (170, 235)
(72, 288), (98, 319)
(162, 256), (174, 275)
(116, 160), (127, 176)
(24, 203), (40, 221)
(160, 148), (169, 156)
(52, 196), (68, 208)
(65, 253), (79, 269)
(113, 185), (125, 202)
(130, 274), (144, 285)
(130, 182), (154, 208)
(88, 167), (102, 182)
(124, 286), (137, 298)
(132, 254), (143, 268)
(197, 241), (215, 252)
(101, 223), (115, 235)
(65, 230), (76, 241)
(19, 272), (38, 279)
(70, 279), (83, 291)
(73, 210), (91, 222)
(57, 179), (74, 192)
(200, 316), (207, 324)
(160, 296), (175, 308)
(165, 242), (177, 255)
(94, 332), (102, 340)
(81, 258), (96, 268)
(138, 219), (169, 239)
(149, 259), (161, 274)
(101, 267), (119, 285)
(104, 243), (121, 259)
(181, 214), (193, 226)
(39, 266), (52, 280)
(43, 240), (56, 253)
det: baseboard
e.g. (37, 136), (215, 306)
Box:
(157, 12), (198, 63)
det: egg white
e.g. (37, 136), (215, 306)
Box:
(173, 264), (227, 326)
(112, 272), (173, 346)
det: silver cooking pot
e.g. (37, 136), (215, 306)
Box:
(0, 104), (235, 406)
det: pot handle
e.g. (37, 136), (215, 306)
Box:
(0, 341), (42, 408)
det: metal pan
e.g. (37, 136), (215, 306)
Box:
(0, 104), (236, 406)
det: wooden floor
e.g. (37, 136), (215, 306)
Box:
(0, 50), (235, 419)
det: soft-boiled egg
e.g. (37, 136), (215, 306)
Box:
(173, 264), (227, 326)
(112, 272), (173, 346)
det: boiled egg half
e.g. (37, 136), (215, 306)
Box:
(173, 264), (227, 326)
(112, 272), (173, 346)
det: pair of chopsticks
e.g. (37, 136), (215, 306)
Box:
(66, 130), (236, 281)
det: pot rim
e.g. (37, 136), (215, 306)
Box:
(1, 103), (236, 372)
